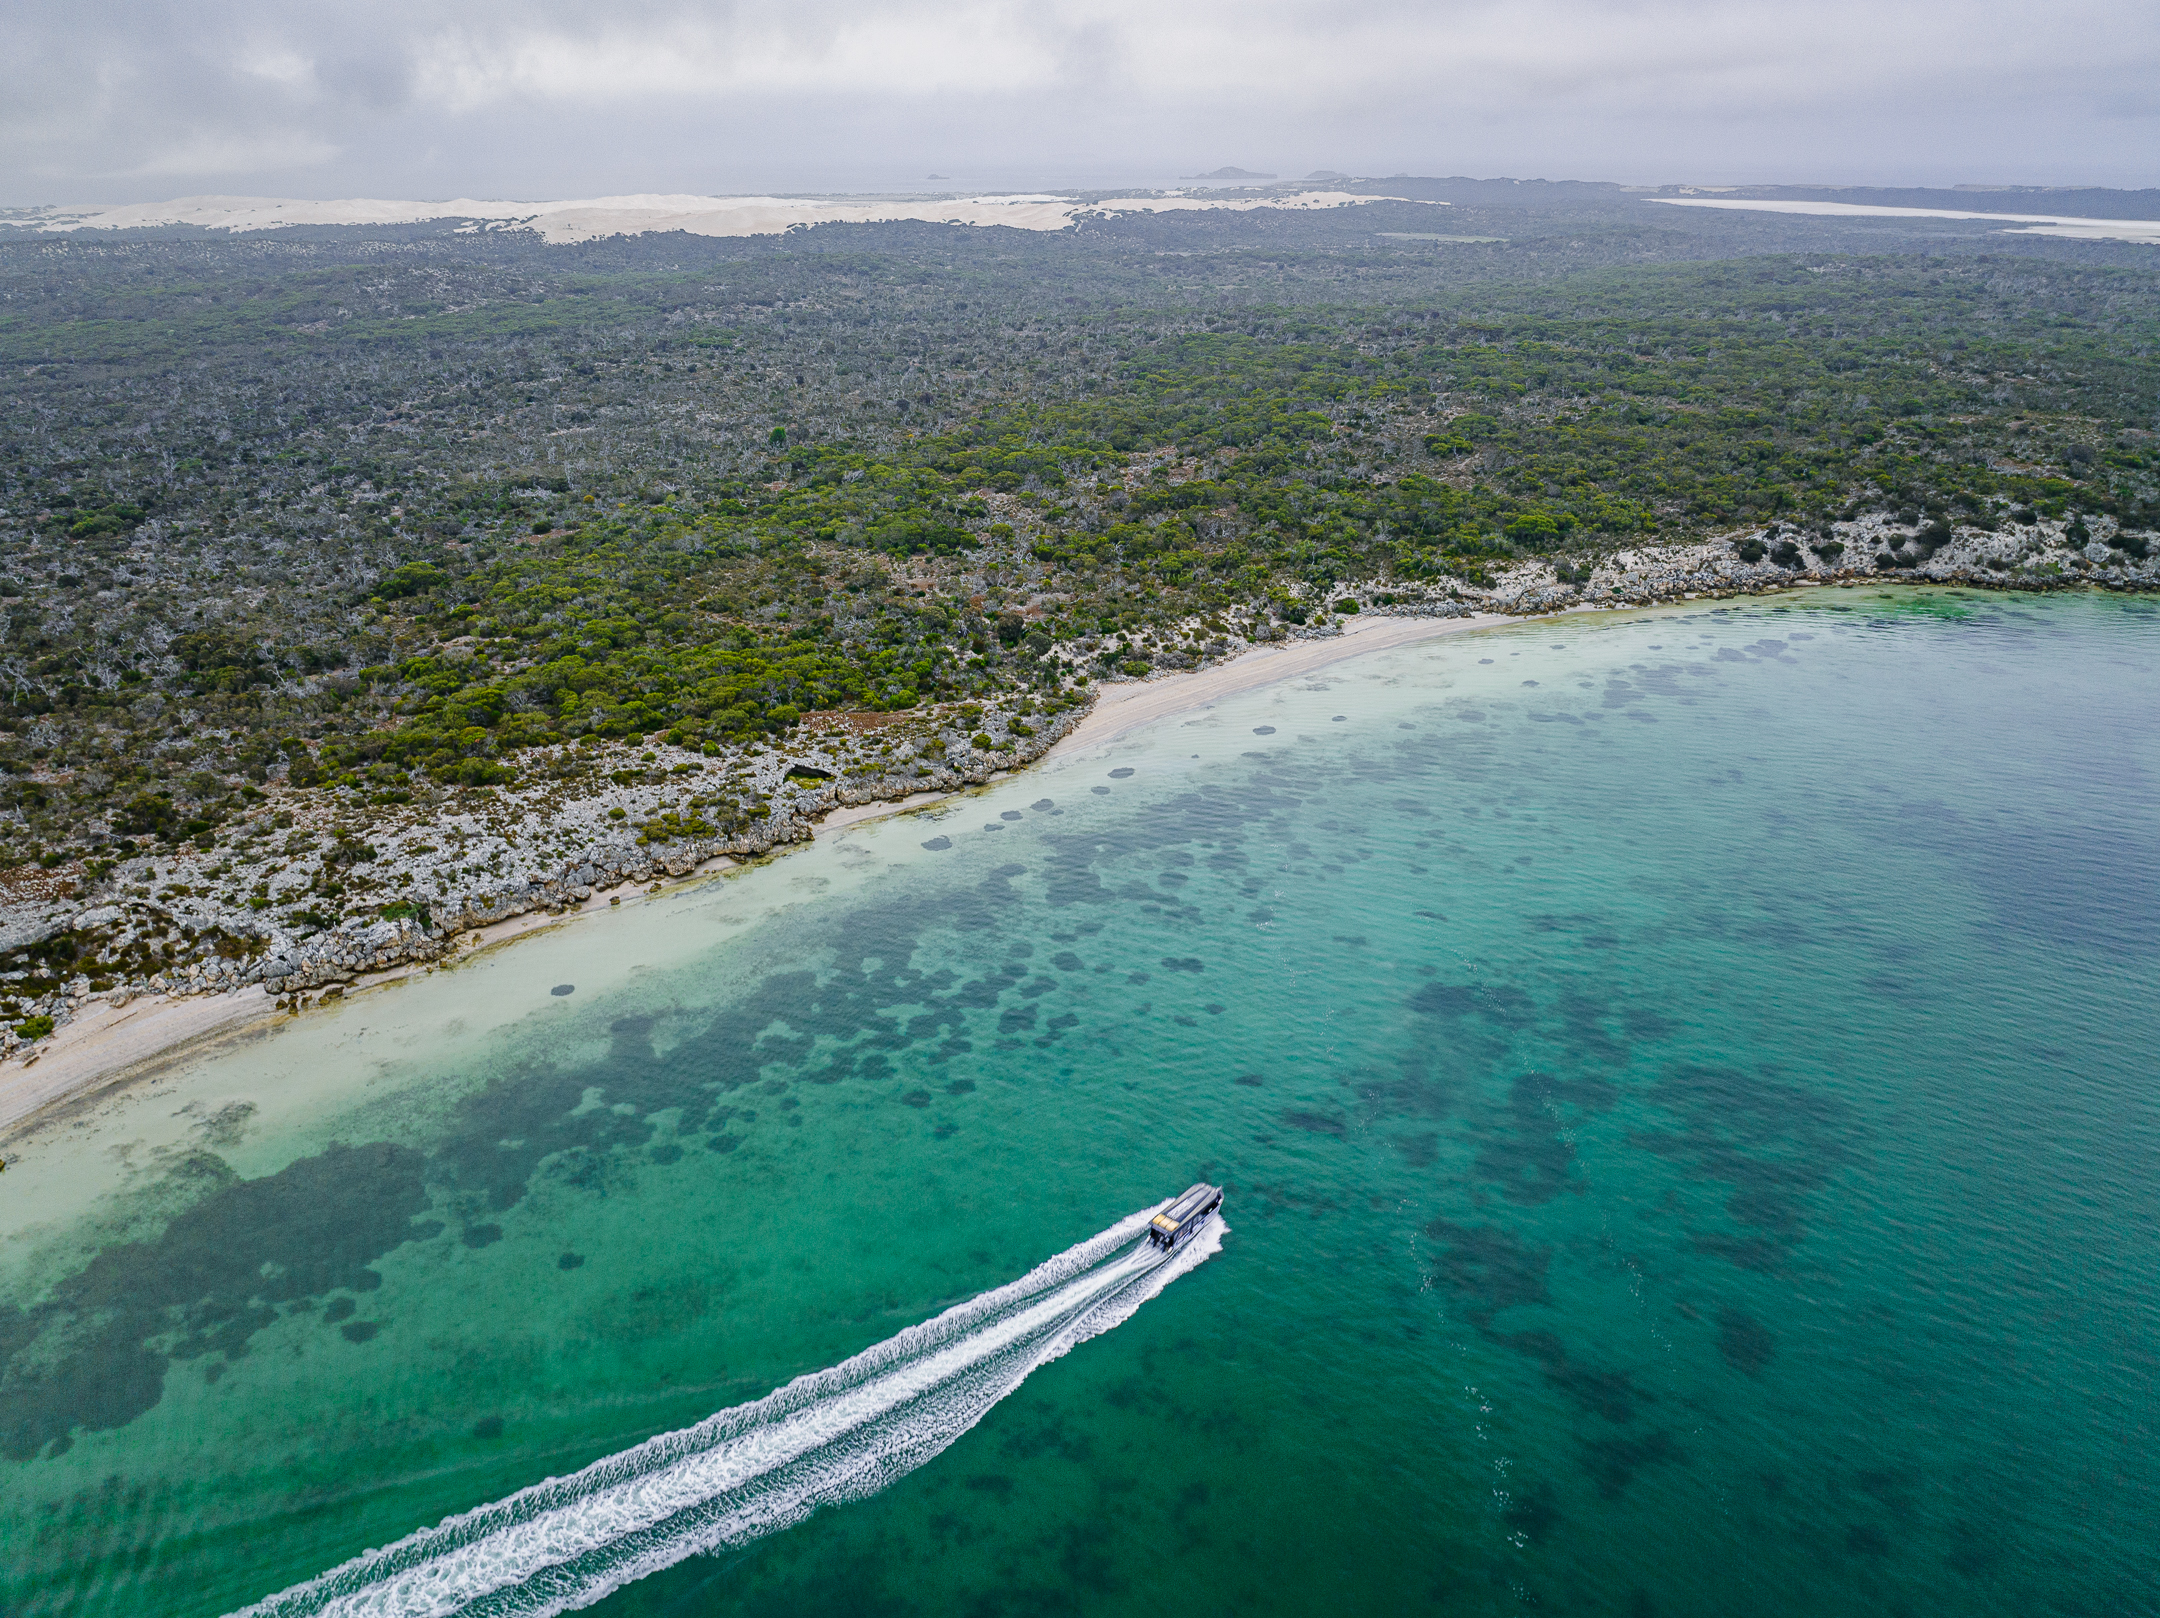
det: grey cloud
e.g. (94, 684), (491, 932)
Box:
(3, 0), (2155, 200)
(312, 43), (422, 112)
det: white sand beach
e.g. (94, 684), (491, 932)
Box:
(1047, 610), (1511, 759)
(0, 610), (1505, 1141)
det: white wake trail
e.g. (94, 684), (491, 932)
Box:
(234, 1203), (1225, 1618)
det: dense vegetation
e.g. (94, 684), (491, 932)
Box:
(2, 200), (2156, 874)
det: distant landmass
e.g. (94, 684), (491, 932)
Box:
(1671, 181), (2160, 221)
(0, 190), (1398, 244)
(1181, 166), (1276, 180)
(0, 194), (1099, 245)
(1305, 170), (1351, 181)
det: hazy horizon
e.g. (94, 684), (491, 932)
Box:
(11, 170), (2160, 214)
(5, 0), (2157, 207)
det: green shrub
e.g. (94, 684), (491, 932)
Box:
(114, 792), (177, 837)
(1507, 511), (1562, 545)
(15, 1015), (53, 1041)
(372, 562), (448, 600)
(432, 758), (516, 787)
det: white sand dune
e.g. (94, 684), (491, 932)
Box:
(1648, 196), (2160, 246)
(0, 190), (1417, 244)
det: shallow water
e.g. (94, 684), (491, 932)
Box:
(4, 587), (2157, 1617)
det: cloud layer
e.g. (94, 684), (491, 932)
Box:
(6, 0), (2157, 201)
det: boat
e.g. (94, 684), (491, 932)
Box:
(1147, 1183), (1223, 1251)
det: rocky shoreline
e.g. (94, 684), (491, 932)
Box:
(2, 511), (2151, 1062)
(0, 701), (1093, 1053)
(249, 711), (1090, 1001)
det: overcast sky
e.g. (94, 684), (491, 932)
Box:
(5, 0), (2156, 204)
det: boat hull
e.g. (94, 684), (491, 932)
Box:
(1147, 1183), (1223, 1251)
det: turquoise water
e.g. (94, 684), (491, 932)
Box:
(4, 587), (2157, 1616)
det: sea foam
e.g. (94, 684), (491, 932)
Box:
(232, 1203), (1224, 1618)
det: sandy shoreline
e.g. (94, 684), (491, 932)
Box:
(0, 866), (731, 1141)
(0, 607), (1516, 1142)
(4, 525), (2143, 1140)
(1046, 610), (1512, 759)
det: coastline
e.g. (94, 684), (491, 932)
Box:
(0, 881), (670, 1141)
(4, 518), (2150, 1068)
(0, 608), (1515, 1141)
(1046, 609), (1513, 759)
(0, 572), (2128, 1143)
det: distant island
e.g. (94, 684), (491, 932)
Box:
(1181, 166), (1276, 180)
(1305, 169), (1352, 180)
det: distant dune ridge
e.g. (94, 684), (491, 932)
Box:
(0, 190), (1420, 243)
(1648, 196), (2160, 246)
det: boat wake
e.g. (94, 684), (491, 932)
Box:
(233, 1202), (1225, 1618)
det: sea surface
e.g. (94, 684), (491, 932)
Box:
(3, 587), (2156, 1617)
